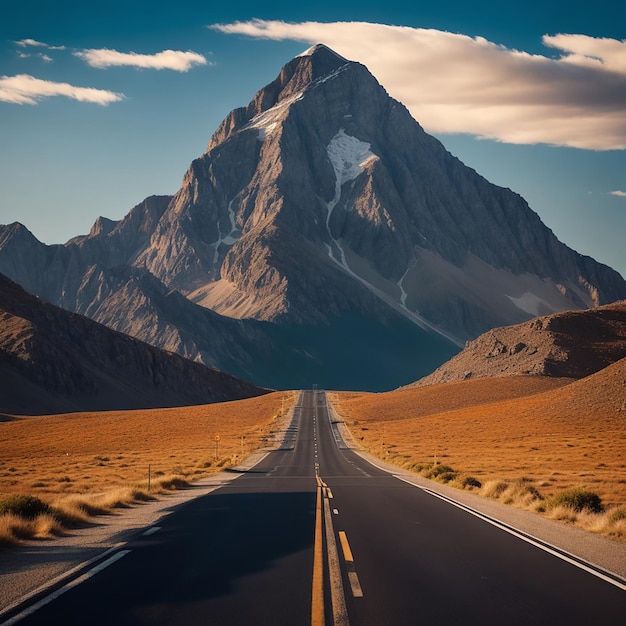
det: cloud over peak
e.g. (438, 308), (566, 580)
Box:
(212, 20), (626, 151)
(74, 48), (209, 72)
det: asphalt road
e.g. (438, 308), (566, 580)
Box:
(7, 390), (626, 625)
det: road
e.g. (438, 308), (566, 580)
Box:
(5, 390), (626, 625)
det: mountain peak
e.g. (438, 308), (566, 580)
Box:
(207, 42), (354, 150)
(296, 43), (348, 63)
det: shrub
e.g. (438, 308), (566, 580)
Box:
(462, 476), (482, 489)
(481, 480), (509, 499)
(0, 495), (49, 519)
(548, 488), (603, 513)
(437, 471), (457, 483)
(429, 464), (455, 477)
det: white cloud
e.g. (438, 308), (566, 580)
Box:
(74, 48), (209, 72)
(15, 39), (65, 51)
(543, 34), (626, 74)
(0, 74), (124, 105)
(15, 38), (48, 48)
(610, 190), (626, 197)
(212, 20), (626, 150)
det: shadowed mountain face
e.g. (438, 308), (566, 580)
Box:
(412, 300), (626, 387)
(0, 273), (266, 415)
(1, 44), (625, 391)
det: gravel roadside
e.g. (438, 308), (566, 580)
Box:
(329, 397), (626, 583)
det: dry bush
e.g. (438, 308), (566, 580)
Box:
(0, 512), (61, 546)
(0, 513), (31, 545)
(32, 513), (63, 539)
(480, 480), (510, 500)
(50, 495), (109, 524)
(547, 487), (603, 513)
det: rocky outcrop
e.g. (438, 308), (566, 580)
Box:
(412, 300), (626, 386)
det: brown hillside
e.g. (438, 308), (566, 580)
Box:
(335, 360), (626, 506)
(412, 300), (626, 387)
(0, 273), (265, 415)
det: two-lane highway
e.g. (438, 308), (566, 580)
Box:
(6, 390), (626, 625)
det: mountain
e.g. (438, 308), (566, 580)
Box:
(0, 273), (265, 415)
(1, 44), (625, 390)
(411, 300), (626, 386)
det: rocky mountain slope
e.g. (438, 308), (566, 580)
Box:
(0, 273), (265, 415)
(1, 44), (625, 391)
(412, 300), (626, 386)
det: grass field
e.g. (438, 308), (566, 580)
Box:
(2, 367), (626, 546)
(0, 392), (291, 545)
(332, 369), (626, 540)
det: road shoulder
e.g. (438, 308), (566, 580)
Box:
(326, 393), (626, 582)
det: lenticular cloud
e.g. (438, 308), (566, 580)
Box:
(212, 20), (626, 150)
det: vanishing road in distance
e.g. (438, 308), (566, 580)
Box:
(7, 391), (626, 625)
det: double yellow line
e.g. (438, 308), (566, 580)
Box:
(312, 478), (325, 626)
(312, 474), (360, 626)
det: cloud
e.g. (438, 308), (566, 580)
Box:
(0, 74), (124, 105)
(211, 20), (626, 150)
(17, 51), (53, 62)
(610, 190), (626, 197)
(15, 39), (65, 51)
(543, 34), (626, 74)
(74, 48), (209, 72)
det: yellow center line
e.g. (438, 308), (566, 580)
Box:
(324, 496), (349, 624)
(311, 484), (325, 626)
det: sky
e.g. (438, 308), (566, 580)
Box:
(1, 0), (625, 279)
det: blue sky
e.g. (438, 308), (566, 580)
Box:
(1, 0), (625, 278)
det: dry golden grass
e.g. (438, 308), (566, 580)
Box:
(0, 392), (292, 545)
(0, 392), (290, 502)
(0, 512), (63, 547)
(333, 368), (626, 540)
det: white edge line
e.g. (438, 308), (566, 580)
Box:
(394, 475), (626, 593)
(2, 550), (131, 625)
(0, 544), (123, 621)
(142, 526), (161, 537)
(340, 431), (626, 592)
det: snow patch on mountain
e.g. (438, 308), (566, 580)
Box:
(297, 43), (348, 62)
(244, 92), (304, 139)
(398, 267), (410, 306)
(212, 199), (241, 264)
(327, 129), (376, 185)
(312, 63), (350, 87)
(325, 128), (378, 230)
